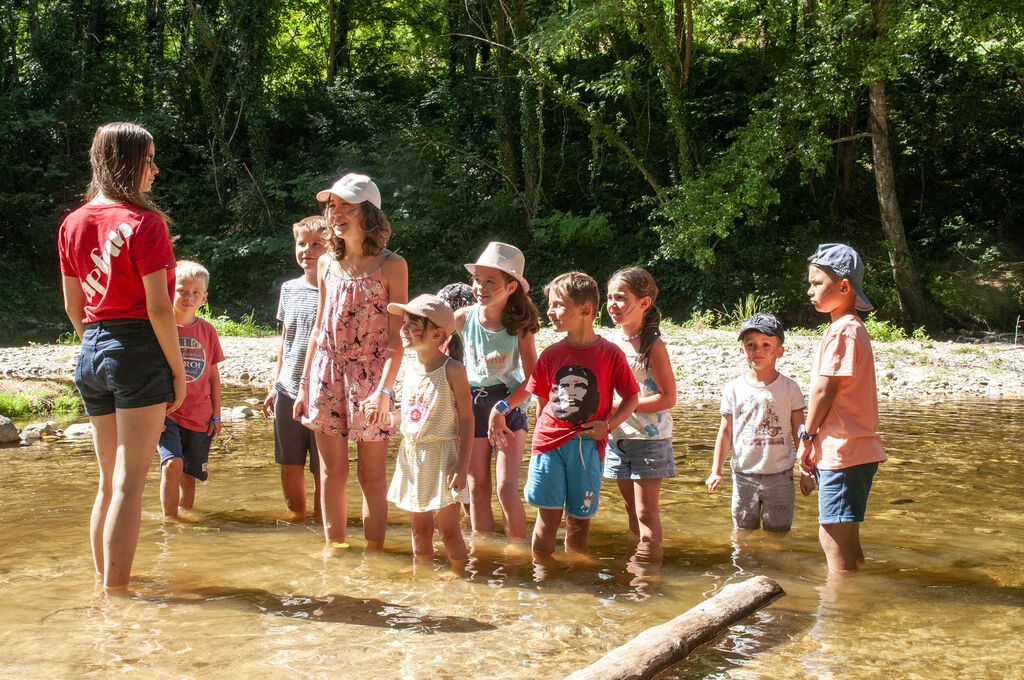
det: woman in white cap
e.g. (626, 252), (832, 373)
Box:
(293, 173), (408, 552)
(454, 242), (539, 541)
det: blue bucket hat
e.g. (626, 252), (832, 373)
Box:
(808, 243), (873, 312)
(738, 312), (785, 345)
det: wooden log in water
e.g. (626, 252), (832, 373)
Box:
(564, 575), (785, 680)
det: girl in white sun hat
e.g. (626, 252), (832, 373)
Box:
(293, 173), (408, 553)
(454, 242), (539, 542)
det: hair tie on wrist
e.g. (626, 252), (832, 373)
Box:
(300, 376), (310, 383)
(210, 416), (221, 422)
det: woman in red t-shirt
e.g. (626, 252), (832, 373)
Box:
(58, 122), (186, 591)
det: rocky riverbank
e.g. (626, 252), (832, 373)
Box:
(2, 327), (1022, 404)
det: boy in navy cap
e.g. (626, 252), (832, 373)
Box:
(801, 244), (886, 573)
(707, 313), (812, 533)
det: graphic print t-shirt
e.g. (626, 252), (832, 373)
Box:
(720, 373), (805, 474)
(526, 338), (639, 458)
(57, 203), (175, 323)
(169, 318), (224, 432)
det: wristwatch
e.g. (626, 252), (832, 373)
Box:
(494, 399), (511, 415)
(797, 424), (817, 442)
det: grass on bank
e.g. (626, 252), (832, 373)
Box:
(673, 296), (929, 342)
(0, 381), (82, 419)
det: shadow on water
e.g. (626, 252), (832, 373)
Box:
(141, 585), (496, 634)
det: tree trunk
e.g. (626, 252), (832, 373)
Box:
(868, 0), (942, 330)
(564, 576), (785, 680)
(868, 79), (938, 328)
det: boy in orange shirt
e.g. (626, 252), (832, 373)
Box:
(801, 244), (886, 573)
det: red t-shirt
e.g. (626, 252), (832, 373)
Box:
(526, 337), (639, 458)
(169, 318), (224, 432)
(57, 203), (175, 323)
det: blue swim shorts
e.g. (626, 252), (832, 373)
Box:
(470, 383), (527, 439)
(524, 436), (602, 518)
(603, 438), (676, 480)
(815, 462), (879, 524)
(158, 417), (214, 481)
(75, 319), (175, 416)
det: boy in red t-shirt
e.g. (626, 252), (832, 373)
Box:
(158, 261), (225, 518)
(489, 271), (639, 555)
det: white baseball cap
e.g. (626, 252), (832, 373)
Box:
(316, 173), (381, 209)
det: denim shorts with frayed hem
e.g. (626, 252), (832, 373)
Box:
(816, 462), (879, 524)
(604, 437), (676, 480)
(75, 319), (175, 416)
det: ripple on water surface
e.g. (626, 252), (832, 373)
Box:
(0, 392), (1021, 678)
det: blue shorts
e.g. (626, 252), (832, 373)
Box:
(158, 417), (213, 481)
(273, 391), (320, 474)
(603, 438), (676, 479)
(470, 383), (527, 439)
(524, 436), (602, 518)
(815, 462), (879, 524)
(75, 319), (175, 416)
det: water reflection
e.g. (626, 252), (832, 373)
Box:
(1, 391), (1022, 678)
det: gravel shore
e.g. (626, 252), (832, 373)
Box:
(2, 328), (1021, 403)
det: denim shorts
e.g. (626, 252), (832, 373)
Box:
(816, 462), (879, 524)
(158, 417), (213, 481)
(274, 391), (320, 474)
(604, 438), (676, 480)
(75, 319), (175, 416)
(732, 469), (795, 532)
(470, 383), (527, 439)
(524, 436), (602, 518)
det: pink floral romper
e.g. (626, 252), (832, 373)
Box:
(302, 260), (393, 441)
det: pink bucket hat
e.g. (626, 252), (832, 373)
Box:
(464, 241), (530, 293)
(387, 294), (456, 337)
(316, 173), (381, 209)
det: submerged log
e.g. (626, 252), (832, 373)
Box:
(564, 575), (785, 680)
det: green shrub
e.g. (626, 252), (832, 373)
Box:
(0, 383), (82, 418)
(197, 304), (276, 337)
(56, 331), (81, 345)
(719, 294), (762, 327)
(863, 312), (908, 342)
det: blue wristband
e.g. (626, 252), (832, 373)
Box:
(494, 399), (511, 415)
(376, 386), (394, 398)
(210, 416), (221, 422)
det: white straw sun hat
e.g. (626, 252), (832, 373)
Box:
(316, 173), (382, 209)
(464, 241), (530, 293)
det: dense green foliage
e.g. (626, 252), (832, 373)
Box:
(3, 0), (1022, 334)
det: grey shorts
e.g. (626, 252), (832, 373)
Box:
(731, 468), (795, 532)
(274, 391), (320, 474)
(603, 438), (676, 479)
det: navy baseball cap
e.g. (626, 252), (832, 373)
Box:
(738, 312), (785, 345)
(808, 243), (873, 312)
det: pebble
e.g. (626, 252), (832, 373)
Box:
(0, 329), (1021, 407)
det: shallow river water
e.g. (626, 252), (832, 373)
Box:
(2, 391), (1022, 679)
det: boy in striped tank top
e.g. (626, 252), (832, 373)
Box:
(261, 216), (328, 520)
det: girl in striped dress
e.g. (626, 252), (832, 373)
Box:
(387, 295), (473, 572)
